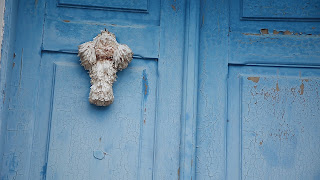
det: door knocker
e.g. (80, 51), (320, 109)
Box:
(78, 30), (133, 106)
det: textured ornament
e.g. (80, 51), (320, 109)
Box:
(78, 30), (133, 106)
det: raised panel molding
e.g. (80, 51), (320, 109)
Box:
(42, 19), (160, 59)
(240, 0), (320, 21)
(45, 60), (157, 179)
(58, 0), (148, 12)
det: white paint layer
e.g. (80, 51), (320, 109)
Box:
(78, 30), (133, 106)
(0, 0), (5, 61)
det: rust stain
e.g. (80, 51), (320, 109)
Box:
(35, 0), (38, 6)
(171, 5), (176, 11)
(260, 29), (269, 34)
(177, 167), (180, 180)
(12, 62), (15, 68)
(254, 85), (257, 89)
(142, 70), (149, 97)
(312, 27), (316, 29)
(276, 82), (280, 92)
(300, 83), (304, 95)
(144, 81), (148, 95)
(63, 20), (70, 23)
(273, 30), (279, 34)
(303, 79), (309, 82)
(284, 30), (292, 35)
(247, 77), (260, 83)
(259, 140), (263, 145)
(144, 119), (146, 124)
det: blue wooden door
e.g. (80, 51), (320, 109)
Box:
(196, 0), (320, 179)
(0, 0), (185, 179)
(1, 0), (320, 179)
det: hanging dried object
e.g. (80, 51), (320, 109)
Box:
(78, 30), (133, 106)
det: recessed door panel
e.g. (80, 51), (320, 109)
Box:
(228, 66), (320, 180)
(41, 53), (157, 180)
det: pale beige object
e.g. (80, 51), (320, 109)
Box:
(78, 30), (133, 106)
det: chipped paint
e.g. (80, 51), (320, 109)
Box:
(171, 5), (176, 11)
(276, 82), (280, 91)
(247, 77), (260, 83)
(142, 69), (149, 97)
(283, 30), (292, 35)
(260, 29), (269, 34)
(243, 29), (319, 36)
(299, 83), (304, 95)
(259, 140), (263, 145)
(63, 20), (70, 23)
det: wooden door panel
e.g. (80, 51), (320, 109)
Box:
(0, 0), (186, 179)
(42, 19), (159, 58)
(241, 0), (320, 20)
(40, 1), (161, 178)
(40, 53), (157, 180)
(47, 0), (160, 25)
(228, 66), (320, 179)
(229, 0), (320, 65)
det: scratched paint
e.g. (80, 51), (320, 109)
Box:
(228, 66), (320, 179)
